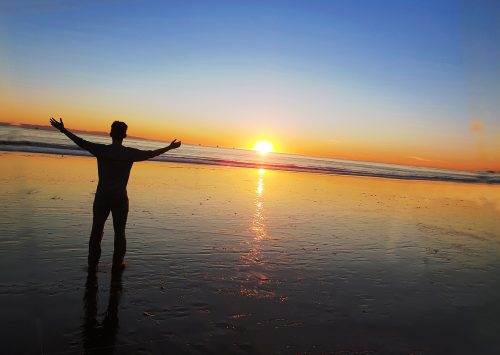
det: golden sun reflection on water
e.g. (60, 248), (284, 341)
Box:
(239, 168), (279, 300)
(251, 169), (266, 239)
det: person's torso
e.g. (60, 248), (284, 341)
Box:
(94, 145), (135, 195)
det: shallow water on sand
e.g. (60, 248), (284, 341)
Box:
(1, 152), (500, 354)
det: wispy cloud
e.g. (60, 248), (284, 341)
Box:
(408, 156), (433, 162)
(327, 139), (341, 144)
(406, 156), (447, 164)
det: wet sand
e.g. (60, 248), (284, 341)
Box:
(1, 152), (500, 354)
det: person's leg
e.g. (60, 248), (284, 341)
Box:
(111, 194), (129, 269)
(88, 194), (111, 270)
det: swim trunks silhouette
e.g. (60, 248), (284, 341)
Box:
(50, 118), (181, 272)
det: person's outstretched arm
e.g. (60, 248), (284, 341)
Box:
(129, 139), (181, 162)
(50, 117), (102, 156)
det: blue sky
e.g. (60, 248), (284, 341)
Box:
(1, 0), (499, 169)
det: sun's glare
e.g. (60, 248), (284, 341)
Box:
(252, 140), (274, 155)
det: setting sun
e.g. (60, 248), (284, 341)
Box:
(252, 140), (274, 155)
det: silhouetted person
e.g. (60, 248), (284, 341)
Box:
(50, 118), (181, 272)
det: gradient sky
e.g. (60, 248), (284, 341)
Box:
(1, 0), (499, 171)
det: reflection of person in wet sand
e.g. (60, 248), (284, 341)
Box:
(50, 118), (181, 272)
(82, 271), (122, 354)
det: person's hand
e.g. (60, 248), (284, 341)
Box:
(169, 139), (181, 150)
(50, 117), (65, 132)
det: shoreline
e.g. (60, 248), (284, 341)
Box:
(1, 149), (498, 185)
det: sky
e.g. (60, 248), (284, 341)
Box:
(1, 0), (499, 171)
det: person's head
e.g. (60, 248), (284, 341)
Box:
(110, 121), (128, 142)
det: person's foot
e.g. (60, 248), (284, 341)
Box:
(112, 261), (126, 273)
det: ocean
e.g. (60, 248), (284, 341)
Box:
(1, 124), (498, 184)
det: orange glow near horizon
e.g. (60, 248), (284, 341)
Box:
(1, 113), (499, 172)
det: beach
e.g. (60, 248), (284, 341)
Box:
(1, 151), (500, 354)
